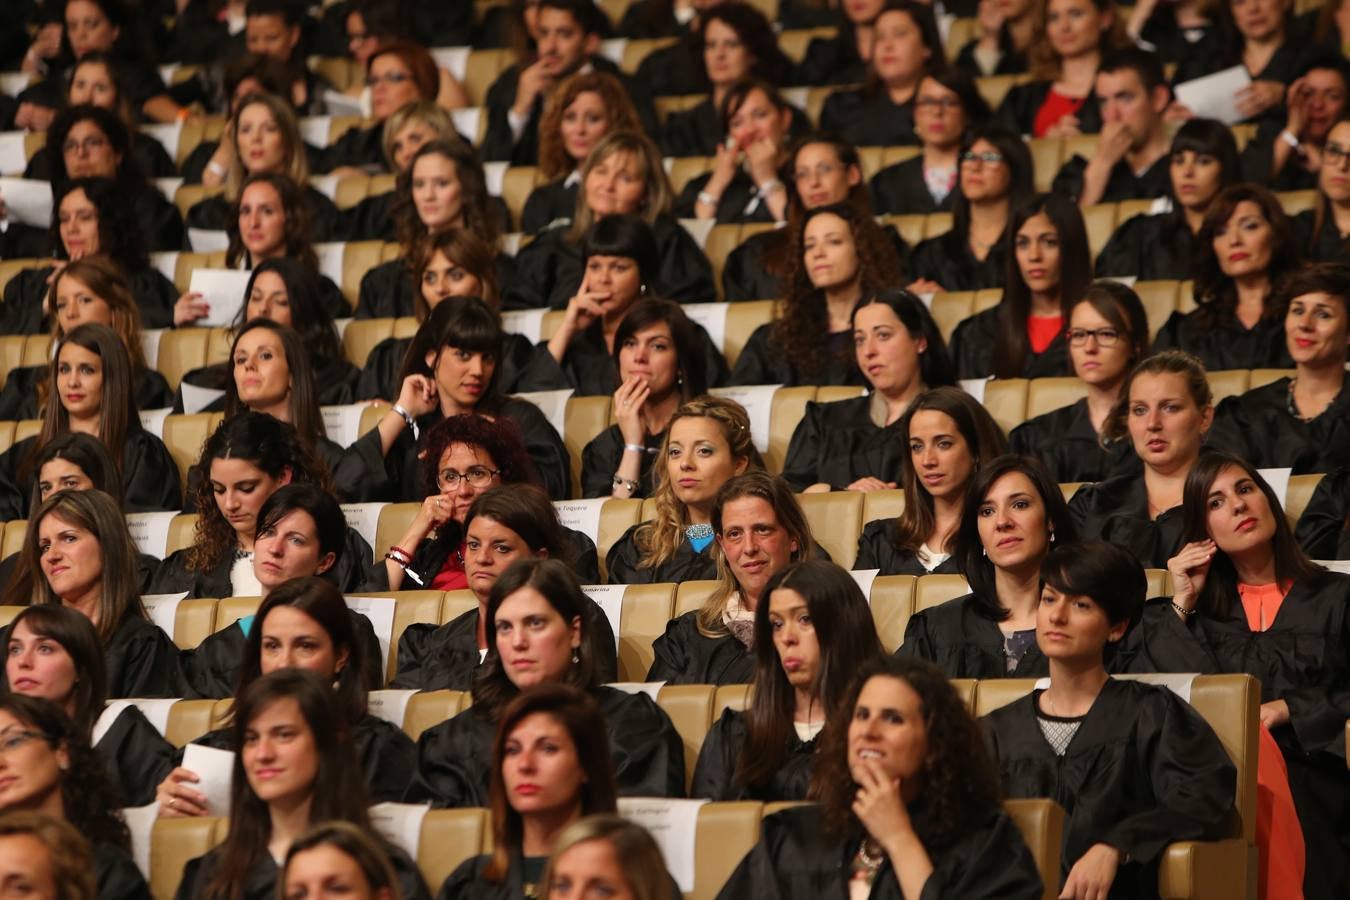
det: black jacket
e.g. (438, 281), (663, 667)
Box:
(525, 315), (728, 396)
(94, 704), (175, 807)
(1152, 308), (1293, 372)
(1295, 465), (1350, 559)
(781, 395), (905, 492)
(731, 322), (863, 387)
(950, 306), (1070, 381)
(996, 80), (1102, 136)
(1008, 398), (1142, 483)
(897, 593), (1049, 679)
(870, 155), (955, 216)
(0, 264), (177, 334)
(520, 176), (578, 235)
(1067, 474), (1184, 569)
(0, 431), (181, 518)
(1051, 152), (1170, 204)
(907, 230), (1007, 292)
(605, 524), (719, 586)
(581, 424), (663, 499)
(646, 609), (755, 685)
(691, 707), (816, 802)
(818, 87), (917, 148)
(1207, 377), (1350, 474)
(0, 364), (172, 419)
(853, 519), (963, 577)
(1094, 212), (1196, 281)
(673, 169), (779, 225)
(95, 842), (152, 900)
(184, 186), (340, 244)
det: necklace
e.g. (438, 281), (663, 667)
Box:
(851, 838), (885, 883)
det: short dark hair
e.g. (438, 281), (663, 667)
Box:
(1041, 539), (1146, 629)
(255, 484), (346, 564)
(465, 484), (575, 565)
(610, 299), (708, 399)
(1097, 46), (1168, 95)
(399, 296), (505, 400)
(537, 0), (609, 35)
(852, 289), (956, 389)
(581, 214), (660, 286)
(1279, 261), (1350, 314)
(5, 606), (107, 734)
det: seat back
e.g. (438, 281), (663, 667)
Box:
(914, 573), (970, 612)
(766, 385), (815, 474)
(1184, 674), (1259, 843)
(870, 574), (916, 652)
(563, 395), (613, 495)
(155, 329), (209, 389)
(690, 802), (763, 900)
(1206, 369), (1250, 403)
(0, 607), (22, 628)
(374, 503), (420, 560)
(950, 678), (977, 711)
(1025, 377), (1087, 421)
(1286, 473), (1324, 524)
(929, 291), (975, 343)
(441, 589), (477, 624)
(404, 690), (470, 741)
(713, 683), (752, 718)
(419, 809), (490, 890)
(723, 300), (775, 368)
(596, 498), (643, 580)
(213, 595), (262, 633)
(656, 684), (715, 792)
(797, 487), (863, 568)
(162, 413), (215, 490)
(1145, 568), (1170, 598)
(1135, 280), (1180, 338)
(675, 580), (720, 616)
(150, 817), (225, 900)
(1081, 203), (1117, 262)
(173, 598), (217, 650)
(1, 520), (27, 559)
(376, 590), (444, 684)
(166, 513), (200, 555)
(164, 699), (220, 748)
(618, 582), (675, 682)
(982, 378), (1028, 434)
(973, 678), (1038, 716)
(1004, 798), (1066, 900)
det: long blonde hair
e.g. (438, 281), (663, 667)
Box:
(568, 130), (673, 239)
(228, 92), (309, 200)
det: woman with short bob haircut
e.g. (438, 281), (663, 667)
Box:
(438, 685), (619, 899)
(900, 455), (1078, 678)
(0, 812), (98, 900)
(404, 559), (685, 808)
(282, 822), (403, 900)
(716, 655), (1043, 899)
(542, 815), (673, 900)
(693, 560), (885, 801)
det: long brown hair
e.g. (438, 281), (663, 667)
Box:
(3, 606), (108, 735)
(225, 172), (317, 270)
(394, 140), (498, 257)
(44, 256), (148, 369)
(1102, 350), (1212, 443)
(537, 71), (642, 180)
(412, 228), (503, 320)
(1192, 184), (1301, 330)
(225, 92), (308, 200)
(221, 319), (328, 448)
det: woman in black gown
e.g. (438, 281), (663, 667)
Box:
(1295, 463), (1350, 559)
(1294, 116), (1350, 264)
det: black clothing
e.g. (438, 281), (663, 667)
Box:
(314, 123), (387, 174)
(1137, 12), (1220, 67)
(0, 431), (181, 517)
(673, 169), (779, 225)
(997, 81), (1102, 137)
(133, 186), (187, 253)
(1172, 42), (1306, 126)
(353, 332), (552, 403)
(24, 131), (177, 181)
(897, 593), (1049, 679)
(870, 155), (955, 216)
(436, 854), (546, 900)
(715, 803), (1043, 900)
(368, 520), (599, 592)
(781, 395), (904, 492)
(853, 519), (963, 577)
(907, 230), (1007, 291)
(526, 315), (728, 396)
(184, 186), (341, 244)
(633, 35), (705, 98)
(1293, 208), (1348, 263)
(1241, 118), (1320, 193)
(95, 704), (175, 807)
(174, 351), (357, 412)
(339, 190), (397, 242)
(605, 525), (719, 586)
(721, 227), (790, 302)
(1008, 399), (1142, 484)
(953, 27), (1027, 78)
(659, 97), (810, 158)
(404, 686), (685, 806)
(581, 424), (663, 499)
(818, 88), (917, 148)
(984, 679), (1236, 899)
(692, 707), (814, 802)
(793, 33), (867, 87)
(950, 306), (1070, 381)
(64, 615), (179, 699)
(1152, 308), (1293, 371)
(178, 833), (428, 900)
(731, 322), (862, 387)
(0, 364), (173, 419)
(1051, 153), (1171, 204)
(520, 176), (578, 235)
(1208, 377), (1350, 474)
(0, 264), (177, 334)
(647, 609), (755, 685)
(95, 842), (152, 900)
(1067, 474), (1184, 569)
(1295, 465), (1350, 559)
(1094, 213), (1196, 281)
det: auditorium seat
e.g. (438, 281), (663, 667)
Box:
(440, 588), (477, 624)
(335, 240), (387, 306)
(653, 94), (703, 125)
(163, 698), (220, 748)
(13, 418), (40, 445)
(616, 582), (675, 681)
(1145, 568), (1170, 598)
(972, 286), (1002, 315)
(1027, 137), (1063, 193)
(1004, 798), (1067, 900)
(418, 808), (490, 890)
(1286, 473), (1324, 524)
(20, 333), (50, 368)
(374, 502), (420, 560)
(0, 419), (15, 454)
(929, 291), (975, 343)
(213, 595), (262, 634)
(1, 519), (24, 558)
(0, 337), (24, 389)
(690, 802), (763, 900)
(798, 489), (863, 568)
(1058, 482), (1084, 501)
(1247, 368), (1293, 390)
(369, 590), (443, 684)
(914, 573), (969, 612)
(675, 579), (719, 616)
(0, 259), (39, 298)
(950, 677), (977, 711)
(172, 598), (217, 651)
(654, 683), (715, 791)
(975, 74), (1032, 109)
(861, 488), (905, 525)
(713, 683), (752, 718)
(1206, 369), (1249, 403)
(620, 37), (677, 74)
(163, 413), (221, 491)
(723, 300), (775, 367)
(166, 513), (199, 556)
(562, 394), (613, 495)
(777, 28), (835, 64)
(1024, 376), (1086, 421)
(156, 329), (210, 390)
(882, 213), (927, 248)
(500, 165), (544, 224)
(982, 377), (1028, 434)
(149, 816), (227, 900)
(0, 606), (21, 628)
(870, 574), (916, 651)
(1135, 279), (1181, 339)
(1274, 190), (1316, 217)
(667, 156), (714, 194)
(204, 327), (232, 367)
(342, 317), (396, 368)
(765, 385), (816, 473)
(403, 689), (470, 741)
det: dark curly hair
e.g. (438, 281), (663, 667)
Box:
(393, 140), (498, 260)
(225, 172), (317, 270)
(775, 202), (901, 378)
(45, 104), (145, 186)
(809, 655), (1003, 851)
(699, 3), (794, 87)
(0, 695), (131, 850)
(1192, 183), (1302, 330)
(51, 177), (147, 269)
(417, 414), (541, 499)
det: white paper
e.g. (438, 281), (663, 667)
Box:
(140, 591), (190, 640)
(780, 87), (809, 111)
(0, 73), (32, 97)
(93, 702), (136, 746)
(1105, 275), (1138, 287)
(616, 797), (709, 893)
(187, 228), (230, 252)
(128, 698), (179, 736)
(581, 583), (625, 654)
(188, 268), (251, 326)
(181, 381), (227, 414)
(0, 177), (51, 227)
(958, 377), (988, 404)
(182, 743), (236, 817)
(122, 802), (158, 879)
(849, 569), (880, 603)
(451, 107), (481, 142)
(345, 596), (397, 675)
(555, 498), (607, 545)
(599, 38), (628, 66)
(367, 690), (419, 728)
(341, 502), (386, 556)
(606, 681), (663, 700)
(308, 241), (344, 287)
(368, 802), (431, 859)
(126, 511), (178, 558)
(513, 388), (573, 438)
(915, 291), (935, 310)
(0, 133), (26, 175)
(149, 254), (179, 286)
(321, 404), (366, 447)
(709, 384), (781, 452)
(309, 174), (341, 203)
(1174, 65), (1252, 125)
(501, 232), (524, 256)
(142, 122), (184, 161)
(323, 89), (368, 118)
(158, 64), (181, 85)
(298, 116), (333, 149)
(1317, 560), (1350, 575)
(429, 46), (470, 81)
(138, 407), (172, 439)
(1258, 467), (1292, 509)
(483, 161), (508, 196)
(680, 302), (728, 355)
(153, 177), (184, 203)
(335, 317), (353, 340)
(501, 308), (548, 342)
(678, 217), (716, 251)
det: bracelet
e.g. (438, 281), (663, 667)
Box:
(385, 550), (409, 568)
(389, 545), (412, 561)
(757, 177), (783, 196)
(205, 160), (228, 178)
(391, 403), (420, 440)
(1171, 601), (1196, 618)
(697, 190), (719, 206)
(1279, 129), (1300, 150)
(612, 474), (639, 495)
(622, 443), (646, 454)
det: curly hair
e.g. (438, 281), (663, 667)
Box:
(537, 71), (643, 180)
(394, 140), (499, 259)
(1192, 183), (1302, 330)
(634, 396), (763, 569)
(417, 414), (541, 499)
(0, 695), (132, 850)
(774, 202), (901, 378)
(225, 172), (317, 270)
(51, 177), (147, 269)
(809, 655), (1003, 851)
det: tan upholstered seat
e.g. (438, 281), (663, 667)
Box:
(440, 589), (477, 624)
(353, 590), (443, 683)
(166, 513), (199, 556)
(164, 699), (220, 748)
(765, 386), (815, 474)
(213, 596), (262, 633)
(1247, 368), (1293, 390)
(1145, 568), (1170, 598)
(1025, 377), (1087, 421)
(403, 689), (469, 741)
(597, 498), (644, 580)
(871, 574), (916, 652)
(162, 413), (216, 491)
(797, 490), (863, 569)
(982, 378), (1029, 434)
(1206, 370), (1250, 403)
(156, 330), (209, 390)
(172, 598), (217, 650)
(149, 817), (227, 900)
(342, 318), (395, 368)
(862, 488), (905, 525)
(1286, 473), (1324, 524)
(950, 678), (977, 711)
(656, 684), (715, 792)
(1081, 203), (1118, 262)
(1, 521), (26, 558)
(501, 166), (543, 224)
(418, 809), (490, 890)
(713, 683), (752, 718)
(617, 582), (675, 682)
(1134, 280), (1180, 338)
(723, 300), (775, 368)
(0, 607), (22, 628)
(562, 395), (613, 496)
(13, 419), (40, 445)
(374, 503), (420, 561)
(0, 420), (14, 455)
(675, 580), (719, 616)
(1004, 798), (1066, 900)
(929, 291), (975, 344)
(690, 802), (763, 900)
(914, 573), (970, 612)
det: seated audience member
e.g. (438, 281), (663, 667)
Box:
(658, 3), (799, 157)
(1209, 263), (1350, 472)
(694, 560), (885, 801)
(0, 178), (177, 335)
(606, 397), (763, 585)
(674, 79), (798, 225)
(647, 472), (819, 685)
(1095, 118), (1242, 280)
(629, 0), (717, 96)
(900, 455), (1076, 678)
(1154, 184), (1301, 370)
(158, 579), (413, 811)
(581, 300), (710, 499)
(819, 1), (944, 148)
(950, 193), (1090, 380)
(870, 70), (992, 216)
(437, 686), (619, 898)
(1295, 463), (1350, 558)
(953, 0), (1035, 76)
(318, 40), (440, 172)
(733, 203), (900, 386)
(716, 655), (1044, 899)
(905, 124), (1034, 292)
(0, 812), (98, 900)
(783, 290), (954, 493)
(1122, 0), (1218, 66)
(404, 559), (685, 807)
(0, 697), (150, 900)
(280, 822), (406, 900)
(525, 71), (644, 233)
(333, 0), (470, 106)
(1242, 57), (1347, 192)
(509, 132), (716, 310)
(174, 670), (429, 899)
(1138, 454), (1350, 900)
(984, 540), (1237, 899)
(542, 815), (674, 899)
(180, 54), (305, 181)
(227, 0), (336, 115)
(12, 490), (178, 698)
(855, 387), (1007, 575)
(481, 0), (655, 166)
(996, 0), (1125, 137)
(1068, 351), (1213, 568)
(0, 258), (171, 419)
(393, 485), (613, 691)
(4, 606), (173, 808)
(0, 324), (181, 518)
(1295, 115), (1350, 262)
(1010, 281), (1149, 482)
(793, 0), (886, 86)
(1050, 47), (1173, 206)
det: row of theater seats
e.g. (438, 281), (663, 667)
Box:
(134, 671), (1259, 900)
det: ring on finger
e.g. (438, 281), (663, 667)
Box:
(169, 798), (177, 810)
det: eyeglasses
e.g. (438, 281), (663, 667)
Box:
(62, 136), (108, 155)
(960, 150), (1004, 166)
(366, 72), (411, 88)
(1325, 143), (1350, 167)
(0, 728), (46, 755)
(437, 466), (501, 489)
(792, 162), (844, 182)
(1065, 327), (1127, 346)
(916, 97), (963, 112)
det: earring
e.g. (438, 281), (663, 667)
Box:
(572, 649), (580, 664)
(1049, 531), (1056, 543)
(982, 547), (987, 557)
(639, 283), (648, 296)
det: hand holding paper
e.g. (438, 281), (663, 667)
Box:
(187, 268), (251, 327)
(181, 743), (236, 817)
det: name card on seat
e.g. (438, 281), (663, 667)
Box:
(501, 308), (547, 343)
(0, 133), (26, 175)
(127, 511), (179, 558)
(142, 121), (184, 160)
(370, 802), (432, 859)
(322, 403), (366, 446)
(139, 407), (172, 439)
(681, 302), (728, 353)
(1257, 467), (1291, 509)
(616, 797), (710, 892)
(341, 502), (385, 556)
(315, 241), (345, 286)
(141, 591), (190, 640)
(515, 388), (573, 438)
(181, 381), (226, 414)
(582, 583), (625, 654)
(368, 690), (420, 728)
(849, 568), (880, 602)
(709, 384), (781, 452)
(555, 498), (606, 544)
(346, 595), (397, 675)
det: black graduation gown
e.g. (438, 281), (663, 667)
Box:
(818, 88), (917, 149)
(436, 853), (546, 900)
(997, 80), (1103, 137)
(1152, 309), (1293, 372)
(0, 264), (177, 335)
(581, 424), (662, 499)
(646, 609), (755, 685)
(1138, 12), (1220, 66)
(906, 230), (1007, 292)
(1050, 153), (1170, 204)
(1292, 208), (1348, 263)
(691, 707), (815, 802)
(953, 27), (1028, 78)
(102, 614), (180, 699)
(869, 155), (954, 216)
(95, 842), (152, 900)
(368, 519), (598, 592)
(731, 322), (863, 387)
(1008, 398), (1142, 484)
(792, 33), (867, 87)
(1171, 42), (1306, 127)
(853, 519), (963, 577)
(983, 679), (1236, 900)
(0, 364), (173, 419)
(721, 227), (790, 302)
(520, 177), (578, 235)
(25, 131), (177, 181)
(1094, 213), (1196, 281)
(1067, 474), (1183, 569)
(353, 331), (554, 403)
(0, 431), (181, 517)
(632, 35), (705, 98)
(526, 316), (728, 396)
(183, 186), (341, 244)
(314, 123), (387, 174)
(617, 0), (693, 38)
(897, 593), (1049, 679)
(1240, 118), (1320, 193)
(950, 306), (1070, 381)
(503, 216), (715, 310)
(1294, 464), (1350, 559)
(338, 190), (397, 242)
(95, 704), (175, 807)
(605, 525), (719, 586)
(715, 803), (1044, 900)
(404, 685), (686, 806)
(177, 834), (429, 900)
(1207, 377), (1350, 474)
(673, 169), (779, 225)
(781, 395), (904, 492)
(659, 98), (812, 158)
